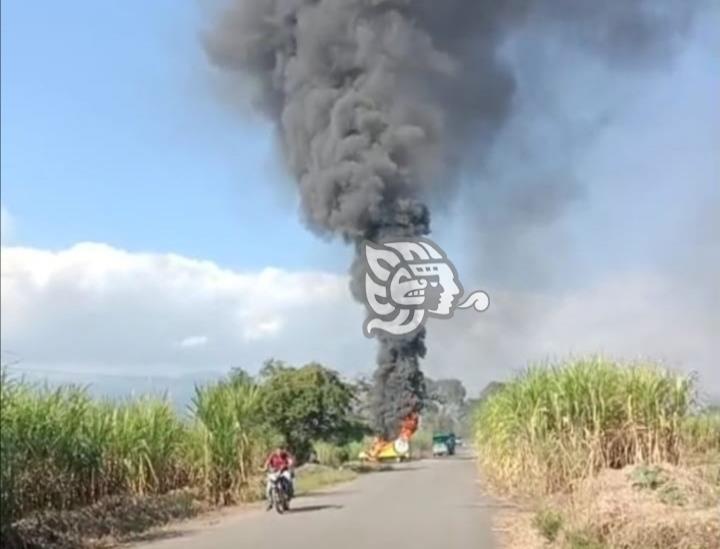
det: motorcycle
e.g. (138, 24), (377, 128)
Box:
(267, 469), (292, 514)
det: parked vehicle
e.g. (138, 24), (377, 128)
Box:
(358, 437), (411, 463)
(431, 433), (456, 457)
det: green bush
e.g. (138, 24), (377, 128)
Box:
(532, 509), (563, 542)
(312, 441), (349, 467)
(564, 530), (607, 549)
(343, 440), (365, 462)
(630, 465), (667, 491)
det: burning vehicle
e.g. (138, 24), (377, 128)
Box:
(358, 413), (419, 462)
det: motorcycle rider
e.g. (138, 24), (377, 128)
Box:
(263, 444), (295, 509)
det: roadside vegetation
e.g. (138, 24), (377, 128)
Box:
(0, 361), (366, 548)
(473, 356), (720, 548)
(1, 361), (474, 548)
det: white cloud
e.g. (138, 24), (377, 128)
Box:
(178, 335), (209, 349)
(1, 242), (717, 397)
(243, 319), (283, 341)
(0, 242), (371, 377)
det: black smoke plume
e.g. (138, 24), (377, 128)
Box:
(204, 0), (697, 439)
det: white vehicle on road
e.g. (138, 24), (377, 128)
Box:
(432, 441), (449, 457)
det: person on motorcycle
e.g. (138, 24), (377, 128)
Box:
(263, 444), (295, 509)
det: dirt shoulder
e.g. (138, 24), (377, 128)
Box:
(492, 461), (720, 549)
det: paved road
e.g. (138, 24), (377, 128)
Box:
(132, 453), (497, 549)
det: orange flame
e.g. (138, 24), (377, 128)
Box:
(399, 412), (419, 440)
(367, 413), (419, 459)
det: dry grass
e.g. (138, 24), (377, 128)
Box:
(9, 489), (210, 549)
(493, 505), (546, 549)
(564, 464), (719, 549)
(493, 463), (719, 549)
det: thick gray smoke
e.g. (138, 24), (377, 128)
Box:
(370, 332), (427, 438)
(204, 0), (698, 438)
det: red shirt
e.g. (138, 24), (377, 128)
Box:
(267, 451), (291, 471)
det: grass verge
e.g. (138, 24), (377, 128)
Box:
(294, 464), (358, 495)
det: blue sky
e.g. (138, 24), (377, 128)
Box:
(1, 0), (352, 272)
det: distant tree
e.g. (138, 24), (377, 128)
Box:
(425, 409), (456, 433)
(457, 381), (507, 437)
(349, 375), (373, 420)
(423, 377), (469, 434)
(259, 361), (356, 460)
(258, 358), (292, 379)
(228, 367), (254, 387)
(426, 378), (467, 405)
(477, 381), (506, 402)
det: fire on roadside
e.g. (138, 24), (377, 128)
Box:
(363, 413), (420, 461)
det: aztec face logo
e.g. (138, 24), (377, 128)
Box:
(361, 238), (489, 337)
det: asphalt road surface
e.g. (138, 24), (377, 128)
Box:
(131, 453), (497, 549)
